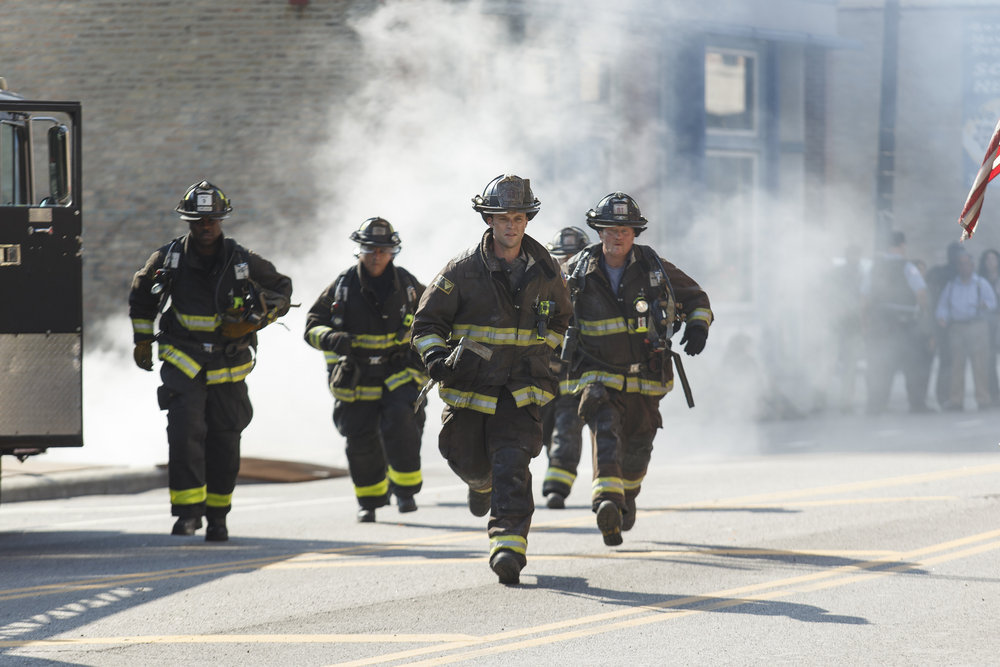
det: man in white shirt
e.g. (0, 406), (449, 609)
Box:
(934, 250), (997, 410)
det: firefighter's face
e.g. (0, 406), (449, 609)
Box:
(359, 245), (394, 277)
(488, 211), (528, 252)
(599, 226), (635, 261)
(189, 216), (223, 249)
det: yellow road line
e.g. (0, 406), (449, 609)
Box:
(697, 495), (956, 509)
(5, 495), (944, 589)
(367, 529), (1000, 667)
(695, 463), (1000, 506)
(0, 529), (484, 602)
(258, 548), (903, 570)
(5, 529), (998, 661)
(0, 464), (993, 605)
(0, 633), (477, 648)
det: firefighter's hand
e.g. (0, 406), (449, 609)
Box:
(320, 331), (353, 355)
(133, 340), (154, 371)
(425, 349), (454, 383)
(680, 324), (707, 356)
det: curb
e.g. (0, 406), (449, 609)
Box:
(1, 467), (168, 504)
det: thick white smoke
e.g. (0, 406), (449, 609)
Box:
(70, 0), (877, 469)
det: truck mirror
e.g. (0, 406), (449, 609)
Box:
(47, 124), (70, 205)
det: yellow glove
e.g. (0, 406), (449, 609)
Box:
(133, 340), (154, 371)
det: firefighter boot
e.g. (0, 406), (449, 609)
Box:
(171, 517), (202, 536)
(468, 487), (492, 517)
(357, 508), (376, 523)
(397, 495), (417, 513)
(545, 492), (566, 509)
(490, 550), (522, 585)
(622, 496), (637, 531)
(596, 500), (623, 546)
(205, 517), (228, 542)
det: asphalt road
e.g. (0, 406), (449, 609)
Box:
(2, 414), (998, 666)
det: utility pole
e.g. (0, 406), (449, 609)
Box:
(875, 0), (900, 250)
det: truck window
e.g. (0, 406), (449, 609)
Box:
(0, 120), (28, 206)
(30, 113), (73, 206)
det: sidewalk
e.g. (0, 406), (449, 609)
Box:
(0, 460), (167, 504)
(0, 457), (348, 505)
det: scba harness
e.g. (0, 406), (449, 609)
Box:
(327, 266), (421, 341)
(563, 244), (695, 407)
(150, 235), (285, 342)
(325, 266), (422, 386)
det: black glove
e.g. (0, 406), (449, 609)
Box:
(425, 349), (453, 383)
(133, 340), (154, 371)
(320, 331), (353, 355)
(680, 325), (707, 356)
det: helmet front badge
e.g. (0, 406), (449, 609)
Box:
(496, 179), (524, 209)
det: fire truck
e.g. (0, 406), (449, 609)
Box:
(0, 78), (83, 492)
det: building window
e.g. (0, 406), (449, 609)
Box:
(705, 49), (756, 132)
(703, 151), (755, 302)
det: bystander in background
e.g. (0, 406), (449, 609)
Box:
(925, 242), (964, 408)
(935, 250), (997, 411)
(977, 249), (1000, 406)
(863, 231), (930, 415)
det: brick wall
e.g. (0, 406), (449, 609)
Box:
(0, 0), (365, 328)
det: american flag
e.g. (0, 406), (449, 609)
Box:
(959, 117), (1000, 240)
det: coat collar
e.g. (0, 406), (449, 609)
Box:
(478, 229), (556, 279)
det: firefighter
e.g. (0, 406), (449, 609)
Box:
(129, 181), (292, 541)
(563, 192), (711, 546)
(304, 218), (427, 523)
(411, 174), (571, 584)
(540, 227), (590, 509)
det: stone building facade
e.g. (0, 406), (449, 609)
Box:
(830, 0), (1000, 266)
(1, 0), (842, 344)
(1, 0), (365, 330)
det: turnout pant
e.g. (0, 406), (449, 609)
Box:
(581, 384), (661, 522)
(541, 393), (585, 499)
(334, 382), (425, 509)
(438, 389), (542, 568)
(158, 362), (253, 519)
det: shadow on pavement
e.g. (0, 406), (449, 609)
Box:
(530, 574), (869, 625)
(641, 540), (930, 574)
(0, 529), (483, 654)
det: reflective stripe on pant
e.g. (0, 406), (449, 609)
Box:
(438, 389), (541, 567)
(334, 381), (425, 509)
(542, 393), (585, 498)
(158, 362), (252, 519)
(586, 387), (661, 513)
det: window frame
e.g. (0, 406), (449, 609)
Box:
(704, 46), (760, 137)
